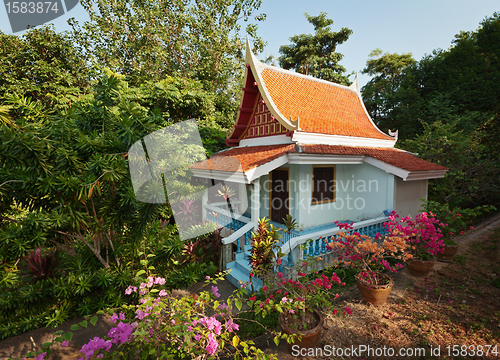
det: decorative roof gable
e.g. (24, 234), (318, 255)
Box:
(226, 40), (396, 148)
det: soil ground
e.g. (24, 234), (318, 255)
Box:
(2, 213), (500, 360)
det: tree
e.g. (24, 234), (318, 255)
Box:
(0, 26), (92, 113)
(278, 12), (352, 85)
(400, 121), (500, 209)
(361, 49), (417, 134)
(0, 70), (226, 267)
(361, 13), (500, 149)
(70, 0), (265, 93)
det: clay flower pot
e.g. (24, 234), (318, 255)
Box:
(407, 258), (435, 277)
(278, 309), (323, 353)
(355, 273), (394, 306)
(437, 245), (459, 263)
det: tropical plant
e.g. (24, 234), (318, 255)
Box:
(422, 200), (496, 245)
(0, 26), (93, 112)
(328, 221), (411, 286)
(19, 248), (60, 282)
(248, 218), (282, 276)
(279, 12), (352, 85)
(15, 270), (280, 360)
(248, 254), (348, 332)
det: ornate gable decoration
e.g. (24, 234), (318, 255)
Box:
(240, 94), (288, 139)
(227, 39), (397, 148)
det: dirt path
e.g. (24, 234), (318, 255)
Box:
(2, 213), (500, 360)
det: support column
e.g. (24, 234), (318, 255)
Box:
(221, 243), (232, 270)
(251, 178), (260, 230)
(201, 188), (208, 223)
(238, 182), (248, 215)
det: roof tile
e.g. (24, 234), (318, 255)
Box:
(260, 69), (392, 140)
(191, 144), (447, 173)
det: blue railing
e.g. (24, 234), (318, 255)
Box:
(278, 216), (389, 267)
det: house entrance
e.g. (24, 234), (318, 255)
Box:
(270, 169), (289, 224)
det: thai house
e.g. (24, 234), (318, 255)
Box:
(190, 41), (448, 288)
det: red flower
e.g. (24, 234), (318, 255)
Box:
(298, 272), (306, 277)
(249, 296), (256, 301)
(249, 272), (254, 277)
(277, 258), (282, 265)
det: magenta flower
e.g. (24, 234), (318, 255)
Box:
(34, 352), (47, 360)
(125, 285), (137, 295)
(211, 285), (221, 298)
(108, 322), (134, 345)
(206, 333), (219, 355)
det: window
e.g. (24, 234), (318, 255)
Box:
(311, 165), (335, 204)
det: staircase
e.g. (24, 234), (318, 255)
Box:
(226, 245), (262, 291)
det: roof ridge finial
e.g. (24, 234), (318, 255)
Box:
(388, 129), (398, 141)
(349, 72), (360, 94)
(289, 115), (300, 129)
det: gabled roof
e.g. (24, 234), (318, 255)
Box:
(226, 40), (396, 147)
(190, 144), (448, 183)
(260, 69), (392, 140)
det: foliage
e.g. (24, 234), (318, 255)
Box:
(248, 218), (282, 275)
(400, 121), (500, 208)
(248, 254), (348, 332)
(278, 12), (352, 85)
(0, 70), (227, 268)
(385, 212), (444, 261)
(0, 253), (134, 340)
(0, 26), (92, 113)
(361, 49), (416, 131)
(328, 221), (411, 285)
(361, 12), (500, 157)
(19, 248), (60, 282)
(16, 268), (281, 360)
(422, 200), (496, 245)
(70, 0), (265, 96)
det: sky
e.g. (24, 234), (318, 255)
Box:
(1, 0), (498, 88)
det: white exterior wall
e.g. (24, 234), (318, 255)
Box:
(341, 164), (394, 222)
(291, 163), (393, 229)
(394, 178), (428, 218)
(253, 162), (427, 229)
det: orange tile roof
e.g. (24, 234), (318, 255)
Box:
(190, 144), (294, 172)
(300, 145), (448, 172)
(191, 144), (447, 173)
(260, 69), (393, 140)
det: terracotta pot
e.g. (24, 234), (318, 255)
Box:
(279, 309), (323, 352)
(355, 273), (394, 306)
(437, 245), (459, 262)
(407, 258), (435, 277)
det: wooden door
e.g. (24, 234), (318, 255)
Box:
(270, 169), (289, 224)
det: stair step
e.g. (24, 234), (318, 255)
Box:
(235, 252), (248, 261)
(226, 261), (262, 292)
(235, 259), (253, 273)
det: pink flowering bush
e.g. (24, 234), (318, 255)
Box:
(21, 264), (279, 360)
(423, 200), (495, 245)
(13, 255), (283, 360)
(328, 221), (412, 286)
(385, 211), (444, 260)
(248, 253), (347, 333)
(68, 271), (277, 360)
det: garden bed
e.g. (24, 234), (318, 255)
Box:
(2, 215), (500, 360)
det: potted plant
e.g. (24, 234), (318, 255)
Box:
(423, 200), (495, 262)
(385, 211), (444, 277)
(328, 221), (411, 305)
(249, 236), (347, 352)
